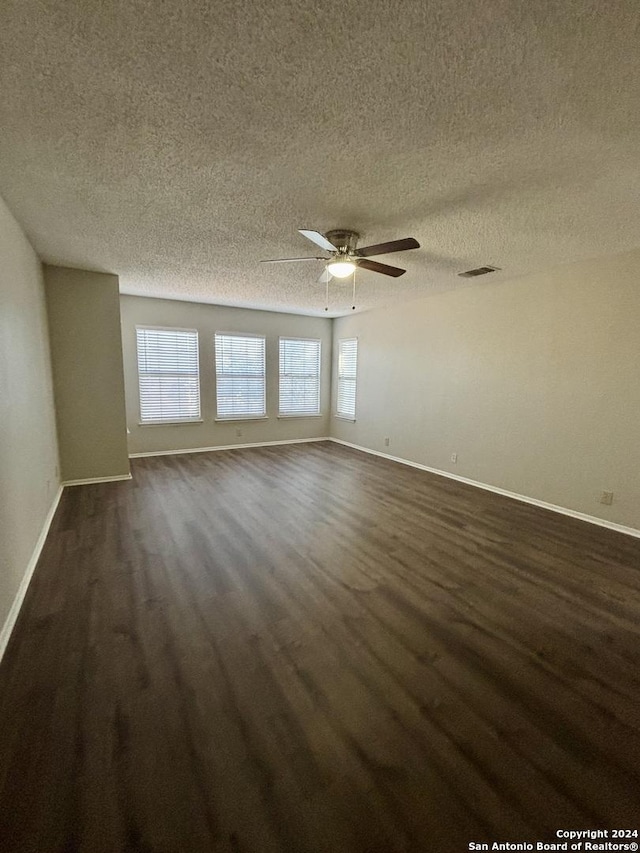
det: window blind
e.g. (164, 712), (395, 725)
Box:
(136, 327), (200, 423)
(337, 338), (358, 419)
(215, 333), (266, 418)
(279, 337), (321, 415)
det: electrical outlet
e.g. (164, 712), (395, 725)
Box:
(451, 453), (458, 463)
(384, 437), (390, 447)
(600, 491), (613, 506)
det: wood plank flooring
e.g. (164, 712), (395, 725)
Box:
(1, 441), (639, 852)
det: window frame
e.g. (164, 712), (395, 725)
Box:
(336, 337), (358, 421)
(214, 331), (267, 421)
(135, 325), (202, 426)
(278, 336), (322, 418)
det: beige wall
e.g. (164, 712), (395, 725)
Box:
(121, 295), (332, 454)
(44, 266), (129, 482)
(332, 248), (640, 530)
(0, 197), (60, 636)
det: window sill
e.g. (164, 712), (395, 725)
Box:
(138, 419), (204, 427)
(277, 413), (323, 419)
(214, 416), (269, 423)
(334, 415), (356, 422)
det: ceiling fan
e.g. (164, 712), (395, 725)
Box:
(261, 229), (420, 281)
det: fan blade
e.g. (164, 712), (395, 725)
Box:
(355, 237), (420, 257)
(261, 257), (324, 264)
(298, 229), (338, 252)
(318, 268), (333, 283)
(356, 258), (406, 277)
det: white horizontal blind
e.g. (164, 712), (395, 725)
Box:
(215, 333), (266, 418)
(337, 338), (358, 419)
(279, 338), (321, 415)
(136, 327), (200, 423)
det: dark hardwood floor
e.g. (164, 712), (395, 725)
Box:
(1, 441), (639, 852)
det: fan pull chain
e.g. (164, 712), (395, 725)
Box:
(325, 274), (329, 312)
(352, 267), (357, 311)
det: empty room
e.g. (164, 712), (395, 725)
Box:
(1, 1), (639, 851)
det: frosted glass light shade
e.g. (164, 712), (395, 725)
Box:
(326, 260), (356, 278)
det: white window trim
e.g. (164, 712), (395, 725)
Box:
(138, 419), (204, 427)
(214, 416), (269, 423)
(278, 412), (324, 421)
(278, 336), (322, 417)
(214, 331), (267, 420)
(136, 325), (201, 425)
(136, 324), (199, 334)
(336, 337), (358, 421)
(215, 330), (266, 339)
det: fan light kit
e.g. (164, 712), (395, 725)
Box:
(326, 260), (357, 278)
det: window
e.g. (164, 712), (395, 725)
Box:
(337, 338), (358, 419)
(136, 326), (201, 423)
(215, 333), (266, 419)
(279, 337), (321, 416)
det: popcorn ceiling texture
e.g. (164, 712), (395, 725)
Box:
(0, 0), (639, 316)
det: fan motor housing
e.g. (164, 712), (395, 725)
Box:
(325, 229), (359, 254)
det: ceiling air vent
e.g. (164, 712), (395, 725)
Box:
(458, 265), (500, 278)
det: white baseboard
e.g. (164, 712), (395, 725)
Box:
(329, 438), (640, 540)
(129, 437), (331, 459)
(0, 486), (64, 664)
(63, 473), (133, 487)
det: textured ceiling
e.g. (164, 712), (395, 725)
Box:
(1, 0), (639, 316)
